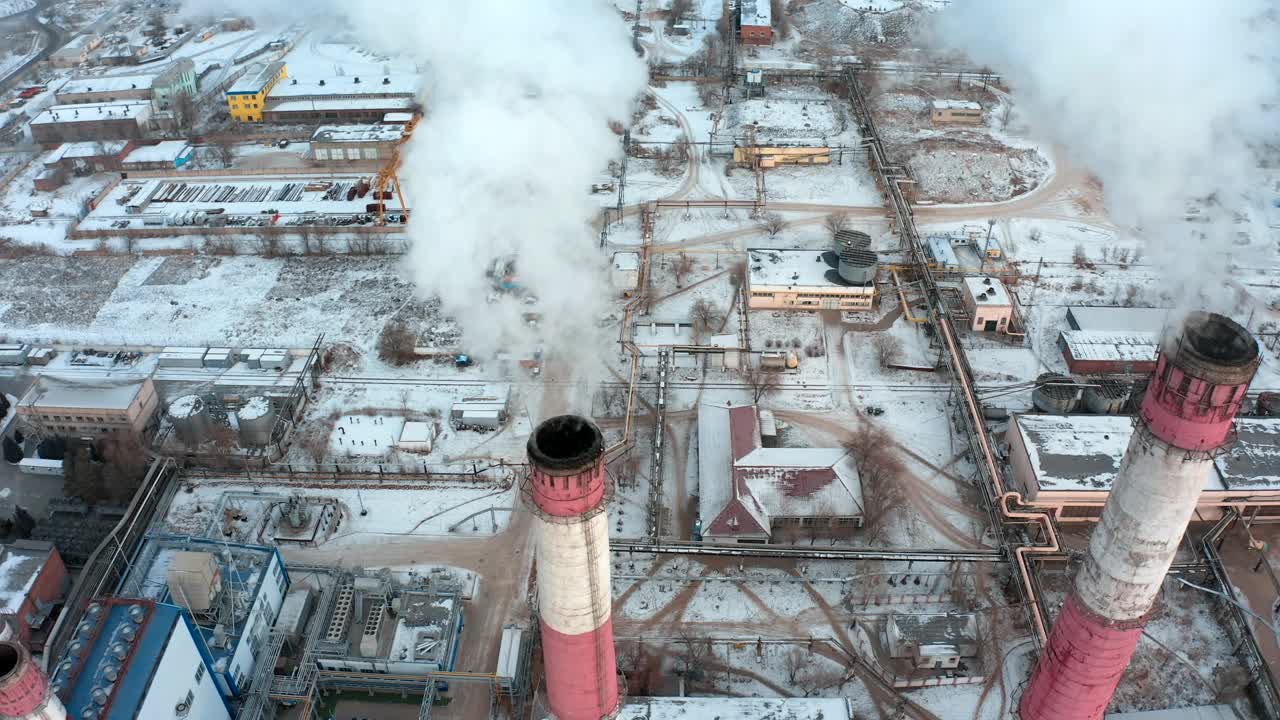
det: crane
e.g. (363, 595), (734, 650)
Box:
(375, 114), (419, 226)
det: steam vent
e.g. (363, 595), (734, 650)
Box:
(525, 415), (619, 720)
(0, 641), (66, 720)
(1021, 312), (1261, 720)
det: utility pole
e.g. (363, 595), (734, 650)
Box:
(979, 218), (995, 273)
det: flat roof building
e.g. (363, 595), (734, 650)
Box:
(48, 599), (231, 720)
(698, 403), (863, 543)
(886, 613), (978, 670)
(0, 540), (68, 649)
(55, 73), (155, 104)
(310, 124), (404, 164)
(17, 376), (159, 439)
(30, 102), (152, 144)
(122, 140), (194, 171)
(747, 248), (878, 312)
(1006, 414), (1280, 522)
(1058, 330), (1159, 375)
(961, 276), (1013, 333)
(739, 0), (773, 45)
(930, 99), (983, 124)
(226, 62), (287, 122)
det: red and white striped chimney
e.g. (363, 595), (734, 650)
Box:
(0, 641), (66, 720)
(526, 415), (619, 720)
(1021, 312), (1261, 720)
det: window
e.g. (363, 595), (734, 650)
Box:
(363, 148), (379, 160)
(195, 664), (205, 684)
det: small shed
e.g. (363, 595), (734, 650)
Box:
(886, 613), (978, 670)
(398, 421), (435, 453)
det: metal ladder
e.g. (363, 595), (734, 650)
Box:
(580, 514), (610, 714)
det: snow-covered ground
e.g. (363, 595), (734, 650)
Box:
(0, 0), (34, 19)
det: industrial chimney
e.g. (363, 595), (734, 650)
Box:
(526, 415), (619, 720)
(0, 641), (66, 720)
(1021, 312), (1261, 720)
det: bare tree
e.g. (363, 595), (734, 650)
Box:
(758, 211), (786, 237)
(1124, 283), (1141, 306)
(673, 252), (694, 288)
(347, 235), (377, 256)
(667, 0), (692, 27)
(1071, 244), (1088, 269)
(844, 424), (907, 541)
(256, 227), (283, 257)
(377, 320), (418, 366)
(121, 234), (136, 254)
(823, 211), (850, 237)
(872, 334), (903, 367)
(676, 631), (712, 679)
(784, 648), (809, 685)
(172, 91), (198, 133)
(205, 235), (236, 255)
(690, 298), (723, 343)
(210, 140), (236, 169)
(743, 364), (781, 403)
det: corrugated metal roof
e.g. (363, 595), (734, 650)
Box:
(1065, 306), (1170, 333)
(1060, 330), (1158, 363)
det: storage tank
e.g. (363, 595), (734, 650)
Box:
(1083, 379), (1132, 415)
(1032, 373), (1082, 413)
(237, 396), (276, 447)
(168, 395), (212, 445)
(834, 229), (871, 252)
(837, 246), (879, 285)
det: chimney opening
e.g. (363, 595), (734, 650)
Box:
(528, 415), (602, 471)
(1183, 312), (1258, 366)
(0, 642), (22, 680)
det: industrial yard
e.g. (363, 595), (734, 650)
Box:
(0, 1), (1277, 720)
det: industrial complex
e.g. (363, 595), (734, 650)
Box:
(0, 1), (1278, 720)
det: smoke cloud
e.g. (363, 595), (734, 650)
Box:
(933, 0), (1278, 312)
(182, 1), (646, 363)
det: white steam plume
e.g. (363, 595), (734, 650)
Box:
(933, 1), (1278, 313)
(182, 1), (646, 362)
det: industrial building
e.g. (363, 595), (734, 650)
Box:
(738, 0), (773, 45)
(1065, 305), (1171, 333)
(226, 62), (288, 122)
(261, 74), (420, 124)
(1021, 313), (1262, 719)
(48, 599), (231, 720)
(698, 403), (864, 543)
(121, 140), (194, 171)
(41, 140), (131, 182)
(30, 102), (152, 144)
(747, 248), (878, 312)
(0, 541), (67, 648)
(55, 74), (155, 104)
(733, 145), (831, 167)
(1058, 330), (1158, 374)
(0, 640), (67, 720)
(1006, 413), (1280, 522)
(611, 252), (640, 293)
(16, 376), (160, 439)
(48, 33), (103, 68)
(150, 59), (200, 113)
(886, 613), (979, 670)
(309, 124), (404, 164)
(930, 100), (983, 124)
(114, 536), (289, 697)
(961, 276), (1013, 333)
(525, 415), (619, 720)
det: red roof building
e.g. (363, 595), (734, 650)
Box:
(697, 403), (864, 543)
(0, 541), (68, 650)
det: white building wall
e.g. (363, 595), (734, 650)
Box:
(226, 552), (288, 694)
(137, 623), (228, 720)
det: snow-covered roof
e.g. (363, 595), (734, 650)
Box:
(46, 140), (128, 163)
(270, 74), (420, 99)
(238, 396), (271, 421)
(1060, 330), (1158, 363)
(267, 97), (416, 113)
(383, 112), (415, 123)
(698, 403), (863, 539)
(1010, 414), (1280, 494)
(399, 421), (433, 445)
(311, 124), (404, 144)
(926, 235), (959, 267)
(931, 99), (982, 111)
(963, 276), (1010, 306)
(32, 101), (150, 124)
(748, 248), (860, 289)
(19, 375), (149, 411)
(612, 252), (640, 271)
(1105, 707), (1237, 720)
(0, 541), (56, 615)
(1066, 305), (1171, 333)
(122, 140), (191, 164)
(622, 698), (851, 719)
(739, 0), (772, 27)
(228, 61), (285, 94)
(58, 73), (155, 96)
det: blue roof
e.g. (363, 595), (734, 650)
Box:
(926, 236), (959, 267)
(53, 600), (178, 720)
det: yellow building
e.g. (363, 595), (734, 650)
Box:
(226, 61), (288, 122)
(734, 146), (831, 168)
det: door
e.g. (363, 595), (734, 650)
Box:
(984, 320), (997, 332)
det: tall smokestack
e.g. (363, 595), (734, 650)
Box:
(0, 641), (66, 720)
(1022, 312), (1261, 720)
(526, 415), (619, 720)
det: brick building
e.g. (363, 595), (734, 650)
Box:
(739, 0), (773, 45)
(29, 102), (152, 144)
(0, 540), (68, 649)
(17, 376), (160, 439)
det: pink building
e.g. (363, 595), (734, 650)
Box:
(962, 276), (1013, 333)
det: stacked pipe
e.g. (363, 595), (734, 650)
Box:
(1021, 312), (1261, 720)
(526, 415), (619, 720)
(0, 641), (65, 720)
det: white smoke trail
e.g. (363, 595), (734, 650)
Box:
(933, 0), (1278, 315)
(182, 1), (646, 362)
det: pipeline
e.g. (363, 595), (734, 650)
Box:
(611, 539), (1003, 562)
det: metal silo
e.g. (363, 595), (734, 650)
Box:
(168, 394), (212, 446)
(833, 229), (871, 253)
(836, 246), (878, 285)
(1083, 379), (1132, 415)
(1031, 373), (1082, 414)
(237, 396), (277, 447)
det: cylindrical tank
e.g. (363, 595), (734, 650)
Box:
(167, 395), (212, 446)
(836, 246), (878, 285)
(236, 396), (277, 447)
(833, 229), (871, 252)
(1022, 312), (1262, 720)
(1083, 379), (1131, 415)
(1032, 373), (1082, 413)
(0, 641), (66, 720)
(525, 416), (619, 720)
